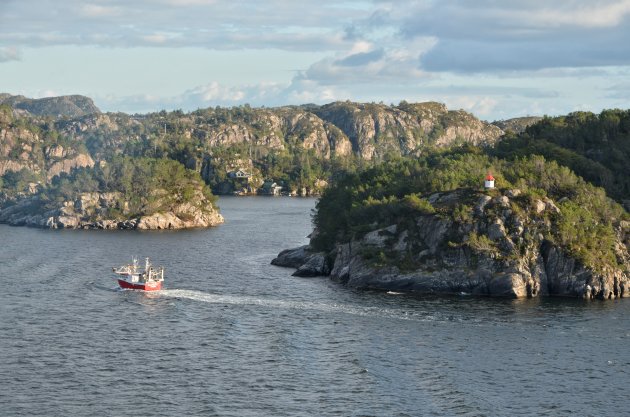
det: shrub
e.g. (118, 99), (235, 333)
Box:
(403, 193), (435, 214)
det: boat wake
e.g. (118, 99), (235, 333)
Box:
(159, 289), (434, 322)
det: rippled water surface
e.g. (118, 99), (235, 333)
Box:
(1, 197), (629, 416)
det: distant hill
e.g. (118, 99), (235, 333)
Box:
(0, 94), (100, 118)
(492, 117), (543, 133)
(47, 100), (503, 195)
(491, 110), (630, 206)
(0, 98), (504, 193)
(4, 95), (630, 205)
(75, 101), (503, 160)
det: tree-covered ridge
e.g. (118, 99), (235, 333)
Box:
(312, 147), (628, 273)
(491, 117), (542, 134)
(492, 109), (630, 202)
(45, 100), (501, 195)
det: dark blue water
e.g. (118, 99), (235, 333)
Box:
(1, 197), (629, 416)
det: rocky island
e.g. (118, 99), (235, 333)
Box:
(273, 152), (630, 300)
(0, 187), (223, 230)
(0, 156), (224, 230)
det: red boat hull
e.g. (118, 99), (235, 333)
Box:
(117, 279), (162, 291)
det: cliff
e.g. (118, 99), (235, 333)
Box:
(0, 106), (95, 181)
(313, 101), (502, 159)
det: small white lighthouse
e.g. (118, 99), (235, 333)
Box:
(484, 173), (495, 189)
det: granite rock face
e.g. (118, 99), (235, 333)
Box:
(272, 245), (314, 269)
(46, 153), (95, 180)
(0, 190), (223, 230)
(274, 189), (630, 299)
(0, 119), (94, 180)
(271, 245), (330, 277)
(312, 102), (503, 160)
(61, 101), (504, 165)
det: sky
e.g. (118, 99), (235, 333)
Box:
(1, 0), (630, 120)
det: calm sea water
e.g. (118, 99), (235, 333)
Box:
(1, 197), (629, 417)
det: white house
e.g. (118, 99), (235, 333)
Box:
(484, 173), (495, 189)
(228, 169), (251, 179)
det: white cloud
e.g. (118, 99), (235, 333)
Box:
(95, 77), (349, 113)
(2, 0), (630, 121)
(35, 89), (60, 98)
(90, 71), (622, 122)
(160, 0), (217, 5)
(80, 4), (121, 18)
(142, 34), (169, 44)
(186, 82), (246, 103)
(605, 80), (630, 98)
(4, 0), (630, 72)
(394, 1), (630, 72)
(0, 46), (20, 62)
(302, 36), (435, 85)
(0, 0), (360, 51)
(525, 0), (630, 28)
(349, 41), (374, 54)
(444, 96), (498, 117)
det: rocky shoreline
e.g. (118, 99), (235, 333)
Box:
(272, 189), (630, 300)
(0, 191), (224, 230)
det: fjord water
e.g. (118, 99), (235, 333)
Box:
(1, 197), (628, 417)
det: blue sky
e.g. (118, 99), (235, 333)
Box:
(1, 0), (629, 120)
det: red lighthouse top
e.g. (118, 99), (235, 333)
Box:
(485, 173), (495, 181)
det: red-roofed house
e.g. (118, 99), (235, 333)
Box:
(484, 173), (495, 189)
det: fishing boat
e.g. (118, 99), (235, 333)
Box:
(112, 257), (164, 291)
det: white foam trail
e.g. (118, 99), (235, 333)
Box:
(159, 289), (429, 322)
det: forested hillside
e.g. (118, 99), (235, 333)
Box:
(492, 110), (630, 205)
(312, 147), (628, 272)
(51, 100), (502, 195)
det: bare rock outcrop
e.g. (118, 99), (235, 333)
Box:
(274, 189), (629, 299)
(46, 153), (95, 180)
(0, 191), (223, 230)
(313, 102), (503, 160)
(271, 245), (330, 277)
